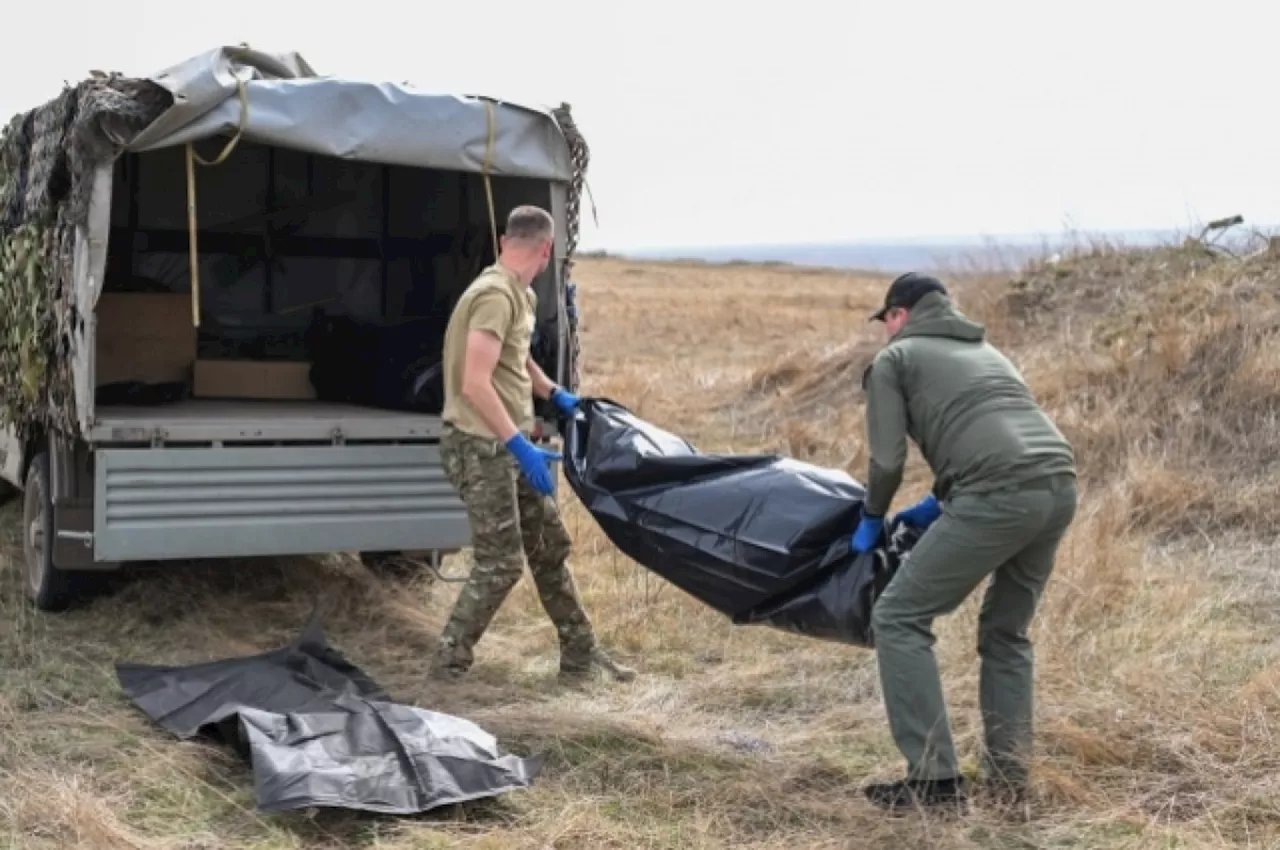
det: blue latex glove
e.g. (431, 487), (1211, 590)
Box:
(892, 494), (942, 531)
(506, 433), (562, 496)
(551, 387), (580, 417)
(851, 514), (885, 554)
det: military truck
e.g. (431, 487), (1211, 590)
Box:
(0, 46), (587, 610)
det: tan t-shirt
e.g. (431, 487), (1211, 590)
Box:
(441, 264), (538, 438)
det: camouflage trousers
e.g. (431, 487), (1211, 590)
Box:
(433, 425), (598, 674)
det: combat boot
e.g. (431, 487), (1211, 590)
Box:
(427, 659), (467, 682)
(863, 777), (969, 816)
(427, 634), (473, 682)
(559, 646), (638, 684)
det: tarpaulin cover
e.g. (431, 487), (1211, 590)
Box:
(126, 47), (574, 181)
(562, 399), (920, 648)
(115, 616), (541, 814)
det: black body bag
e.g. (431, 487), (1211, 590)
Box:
(561, 399), (921, 648)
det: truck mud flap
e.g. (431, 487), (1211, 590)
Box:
(93, 445), (470, 563)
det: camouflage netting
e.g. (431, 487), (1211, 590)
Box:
(0, 76), (172, 440)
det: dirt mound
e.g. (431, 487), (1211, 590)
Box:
(731, 241), (1280, 535)
(1000, 243), (1280, 532)
(1002, 238), (1279, 339)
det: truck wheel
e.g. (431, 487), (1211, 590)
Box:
(22, 452), (76, 612)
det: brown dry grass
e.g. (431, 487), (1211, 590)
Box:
(3, 246), (1280, 848)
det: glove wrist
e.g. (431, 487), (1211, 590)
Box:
(505, 433), (533, 452)
(549, 386), (579, 415)
(892, 493), (943, 532)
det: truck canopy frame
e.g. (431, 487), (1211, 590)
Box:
(1, 45), (588, 444)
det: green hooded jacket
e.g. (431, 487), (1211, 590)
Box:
(861, 291), (1075, 517)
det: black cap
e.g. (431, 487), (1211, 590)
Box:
(870, 272), (948, 322)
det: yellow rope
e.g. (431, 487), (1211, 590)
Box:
(191, 76), (249, 166)
(482, 100), (498, 260)
(185, 75), (250, 327)
(185, 144), (200, 326)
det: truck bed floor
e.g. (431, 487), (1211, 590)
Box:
(91, 399), (442, 444)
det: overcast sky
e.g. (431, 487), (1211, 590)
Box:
(6, 1), (1275, 251)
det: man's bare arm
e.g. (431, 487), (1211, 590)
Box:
(463, 330), (521, 441)
(526, 356), (557, 401)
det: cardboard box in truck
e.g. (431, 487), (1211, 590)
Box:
(95, 293), (196, 387)
(193, 360), (317, 400)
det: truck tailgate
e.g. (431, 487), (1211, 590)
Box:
(93, 445), (469, 562)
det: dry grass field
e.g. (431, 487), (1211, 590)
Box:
(3, 244), (1280, 849)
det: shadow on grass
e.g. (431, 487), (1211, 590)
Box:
(268, 794), (526, 848)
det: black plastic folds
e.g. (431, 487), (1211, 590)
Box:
(116, 617), (541, 814)
(562, 399), (920, 648)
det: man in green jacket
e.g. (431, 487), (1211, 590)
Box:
(851, 272), (1077, 813)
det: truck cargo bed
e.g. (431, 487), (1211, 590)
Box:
(92, 440), (468, 561)
(90, 400), (442, 445)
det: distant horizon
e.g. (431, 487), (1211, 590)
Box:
(591, 223), (1279, 274)
(604, 221), (1280, 253)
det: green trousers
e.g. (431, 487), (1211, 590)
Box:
(871, 473), (1078, 786)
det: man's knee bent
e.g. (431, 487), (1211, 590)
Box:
(524, 509), (572, 571)
(872, 592), (927, 644)
(528, 535), (572, 575)
(545, 530), (572, 564)
(472, 512), (525, 562)
(977, 619), (1031, 661)
(468, 553), (526, 587)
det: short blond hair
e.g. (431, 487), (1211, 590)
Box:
(505, 205), (554, 243)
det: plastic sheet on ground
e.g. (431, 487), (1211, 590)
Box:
(562, 399), (921, 648)
(115, 616), (542, 814)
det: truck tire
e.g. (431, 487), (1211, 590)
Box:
(22, 452), (76, 612)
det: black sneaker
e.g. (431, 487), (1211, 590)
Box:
(863, 777), (969, 815)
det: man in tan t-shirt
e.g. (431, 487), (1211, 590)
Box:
(430, 205), (636, 684)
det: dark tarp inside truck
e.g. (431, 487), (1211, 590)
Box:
(562, 399), (922, 648)
(116, 616), (541, 814)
